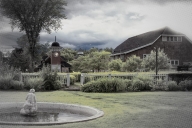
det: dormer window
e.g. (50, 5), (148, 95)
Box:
(162, 36), (182, 42)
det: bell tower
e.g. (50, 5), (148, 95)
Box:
(50, 37), (62, 72)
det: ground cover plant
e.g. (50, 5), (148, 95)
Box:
(0, 91), (192, 128)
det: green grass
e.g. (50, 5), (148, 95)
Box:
(0, 91), (192, 128)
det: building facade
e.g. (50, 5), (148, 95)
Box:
(111, 27), (192, 68)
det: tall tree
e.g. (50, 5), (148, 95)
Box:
(108, 59), (122, 71)
(61, 48), (77, 62)
(0, 0), (66, 71)
(122, 55), (142, 72)
(142, 48), (171, 71)
(89, 51), (111, 72)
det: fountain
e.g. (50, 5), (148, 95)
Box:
(0, 89), (104, 125)
(20, 89), (37, 116)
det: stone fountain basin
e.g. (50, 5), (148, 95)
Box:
(0, 102), (104, 125)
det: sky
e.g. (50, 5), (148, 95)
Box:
(0, 0), (192, 51)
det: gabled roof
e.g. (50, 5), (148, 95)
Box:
(112, 27), (184, 55)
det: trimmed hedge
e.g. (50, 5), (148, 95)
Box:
(81, 78), (126, 92)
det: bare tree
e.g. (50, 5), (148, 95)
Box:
(0, 0), (67, 71)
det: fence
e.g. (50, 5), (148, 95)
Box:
(80, 73), (168, 85)
(20, 73), (70, 86)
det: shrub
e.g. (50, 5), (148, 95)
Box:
(10, 80), (24, 90)
(167, 81), (180, 91)
(0, 74), (13, 90)
(124, 79), (132, 91)
(152, 79), (168, 91)
(178, 80), (192, 91)
(24, 77), (44, 91)
(81, 78), (126, 93)
(41, 72), (62, 90)
(71, 72), (81, 82)
(70, 75), (76, 85)
(128, 75), (152, 91)
(39, 65), (62, 90)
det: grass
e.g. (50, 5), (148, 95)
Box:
(0, 91), (192, 128)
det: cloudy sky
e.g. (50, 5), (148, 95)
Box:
(0, 0), (192, 51)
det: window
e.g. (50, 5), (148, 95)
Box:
(143, 54), (150, 59)
(162, 36), (182, 42)
(178, 37), (182, 42)
(170, 60), (179, 65)
(120, 54), (125, 61)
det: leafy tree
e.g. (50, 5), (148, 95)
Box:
(61, 48), (77, 62)
(89, 51), (111, 72)
(8, 47), (31, 71)
(108, 59), (122, 71)
(0, 0), (67, 71)
(8, 35), (50, 71)
(122, 55), (142, 72)
(70, 55), (90, 72)
(104, 47), (113, 53)
(142, 48), (170, 71)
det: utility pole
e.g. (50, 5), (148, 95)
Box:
(155, 47), (158, 75)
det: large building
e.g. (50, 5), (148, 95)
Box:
(111, 27), (192, 68)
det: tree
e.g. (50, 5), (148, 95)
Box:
(0, 0), (66, 71)
(108, 59), (122, 71)
(8, 35), (50, 71)
(70, 55), (90, 72)
(61, 48), (77, 62)
(89, 51), (111, 72)
(142, 48), (170, 71)
(122, 55), (142, 72)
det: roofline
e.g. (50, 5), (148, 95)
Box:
(110, 35), (162, 56)
(184, 35), (192, 44)
(161, 34), (184, 36)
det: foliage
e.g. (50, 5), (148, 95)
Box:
(70, 55), (90, 72)
(0, 0), (67, 71)
(70, 75), (76, 85)
(70, 72), (81, 82)
(8, 47), (31, 72)
(81, 78), (126, 93)
(0, 74), (24, 90)
(125, 75), (153, 91)
(142, 48), (171, 71)
(167, 81), (180, 91)
(122, 55), (142, 72)
(39, 66), (62, 90)
(108, 59), (122, 71)
(71, 51), (110, 72)
(88, 51), (111, 72)
(0, 65), (22, 90)
(10, 80), (24, 90)
(61, 48), (77, 62)
(151, 79), (168, 91)
(24, 77), (44, 91)
(178, 80), (192, 91)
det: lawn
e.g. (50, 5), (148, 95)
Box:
(0, 91), (192, 128)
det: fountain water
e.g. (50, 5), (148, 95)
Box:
(0, 89), (104, 125)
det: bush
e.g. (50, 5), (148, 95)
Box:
(0, 74), (13, 90)
(24, 77), (44, 91)
(81, 78), (126, 93)
(167, 81), (180, 91)
(152, 79), (168, 91)
(10, 80), (24, 90)
(178, 80), (192, 91)
(71, 72), (81, 82)
(70, 75), (76, 85)
(124, 79), (132, 91)
(41, 72), (62, 90)
(128, 75), (152, 91)
(39, 65), (62, 90)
